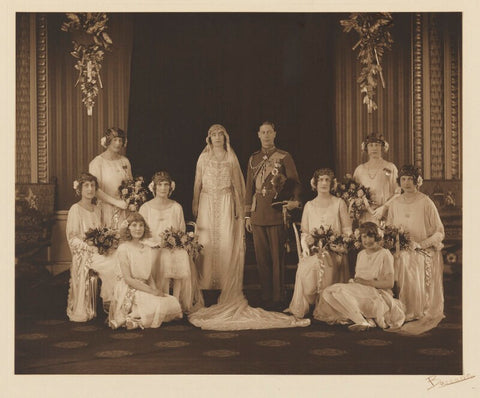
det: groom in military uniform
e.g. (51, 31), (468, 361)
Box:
(245, 121), (301, 310)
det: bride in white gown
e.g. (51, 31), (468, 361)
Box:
(188, 124), (310, 330)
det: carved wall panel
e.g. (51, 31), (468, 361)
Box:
(36, 14), (49, 183)
(413, 13), (461, 181)
(16, 14), (31, 183)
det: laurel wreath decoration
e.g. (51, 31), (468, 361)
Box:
(61, 13), (113, 116)
(340, 13), (394, 113)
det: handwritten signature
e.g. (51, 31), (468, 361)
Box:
(426, 374), (476, 390)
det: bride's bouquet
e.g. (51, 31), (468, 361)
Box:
(159, 227), (203, 260)
(305, 226), (352, 256)
(118, 176), (151, 212)
(84, 227), (120, 255)
(332, 174), (374, 221)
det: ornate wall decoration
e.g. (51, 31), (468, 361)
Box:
(340, 13), (394, 113)
(16, 14), (31, 183)
(428, 14), (445, 179)
(36, 14), (49, 183)
(412, 14), (423, 170)
(61, 13), (112, 116)
(449, 27), (460, 179)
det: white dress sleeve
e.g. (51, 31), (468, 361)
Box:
(338, 199), (352, 235)
(66, 205), (93, 254)
(379, 249), (395, 279)
(124, 157), (133, 180)
(89, 156), (102, 183)
(174, 202), (186, 232)
(300, 201), (312, 254)
(138, 203), (149, 224)
(420, 197), (445, 249)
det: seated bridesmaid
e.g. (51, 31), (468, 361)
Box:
(66, 173), (117, 322)
(108, 212), (182, 330)
(314, 222), (405, 331)
(386, 165), (445, 334)
(285, 168), (352, 318)
(139, 171), (198, 313)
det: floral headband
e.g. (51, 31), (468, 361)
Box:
(398, 165), (423, 187)
(100, 136), (128, 149)
(310, 177), (337, 191)
(355, 225), (384, 240)
(148, 180), (176, 196)
(73, 180), (80, 195)
(361, 134), (389, 152)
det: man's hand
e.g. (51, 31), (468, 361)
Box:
(285, 200), (300, 211)
(245, 218), (252, 233)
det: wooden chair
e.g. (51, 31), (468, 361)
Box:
(292, 222), (303, 260)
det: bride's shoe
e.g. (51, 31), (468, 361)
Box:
(348, 323), (370, 332)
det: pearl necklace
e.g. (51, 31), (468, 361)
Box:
(366, 161), (383, 179)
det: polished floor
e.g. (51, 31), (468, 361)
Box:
(15, 270), (462, 375)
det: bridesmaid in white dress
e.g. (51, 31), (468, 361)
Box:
(66, 173), (118, 322)
(353, 133), (399, 224)
(188, 124), (310, 330)
(387, 165), (445, 334)
(108, 212), (182, 330)
(314, 222), (405, 331)
(139, 171), (199, 313)
(89, 127), (133, 229)
(285, 168), (352, 318)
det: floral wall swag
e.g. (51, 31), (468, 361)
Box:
(61, 13), (113, 116)
(340, 13), (394, 113)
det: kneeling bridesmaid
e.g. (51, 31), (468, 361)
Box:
(108, 213), (182, 330)
(314, 222), (405, 331)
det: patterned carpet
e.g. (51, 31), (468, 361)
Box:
(15, 272), (462, 374)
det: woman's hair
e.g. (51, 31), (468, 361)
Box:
(359, 221), (383, 242)
(104, 127), (127, 147)
(119, 212), (152, 241)
(206, 124), (228, 151)
(74, 172), (99, 204)
(260, 120), (276, 130)
(310, 168), (336, 191)
(361, 133), (389, 152)
(397, 164), (422, 185)
(151, 171), (175, 197)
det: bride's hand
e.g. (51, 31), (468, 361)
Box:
(192, 202), (198, 219)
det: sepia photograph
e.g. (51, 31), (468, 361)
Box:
(5, 0), (480, 395)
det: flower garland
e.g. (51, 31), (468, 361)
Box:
(340, 13), (394, 113)
(61, 13), (113, 116)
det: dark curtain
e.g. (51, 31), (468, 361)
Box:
(127, 13), (336, 219)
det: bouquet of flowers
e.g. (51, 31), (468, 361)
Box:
(159, 227), (203, 260)
(84, 227), (120, 255)
(118, 176), (151, 212)
(332, 174), (374, 221)
(305, 226), (351, 256)
(381, 225), (410, 252)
